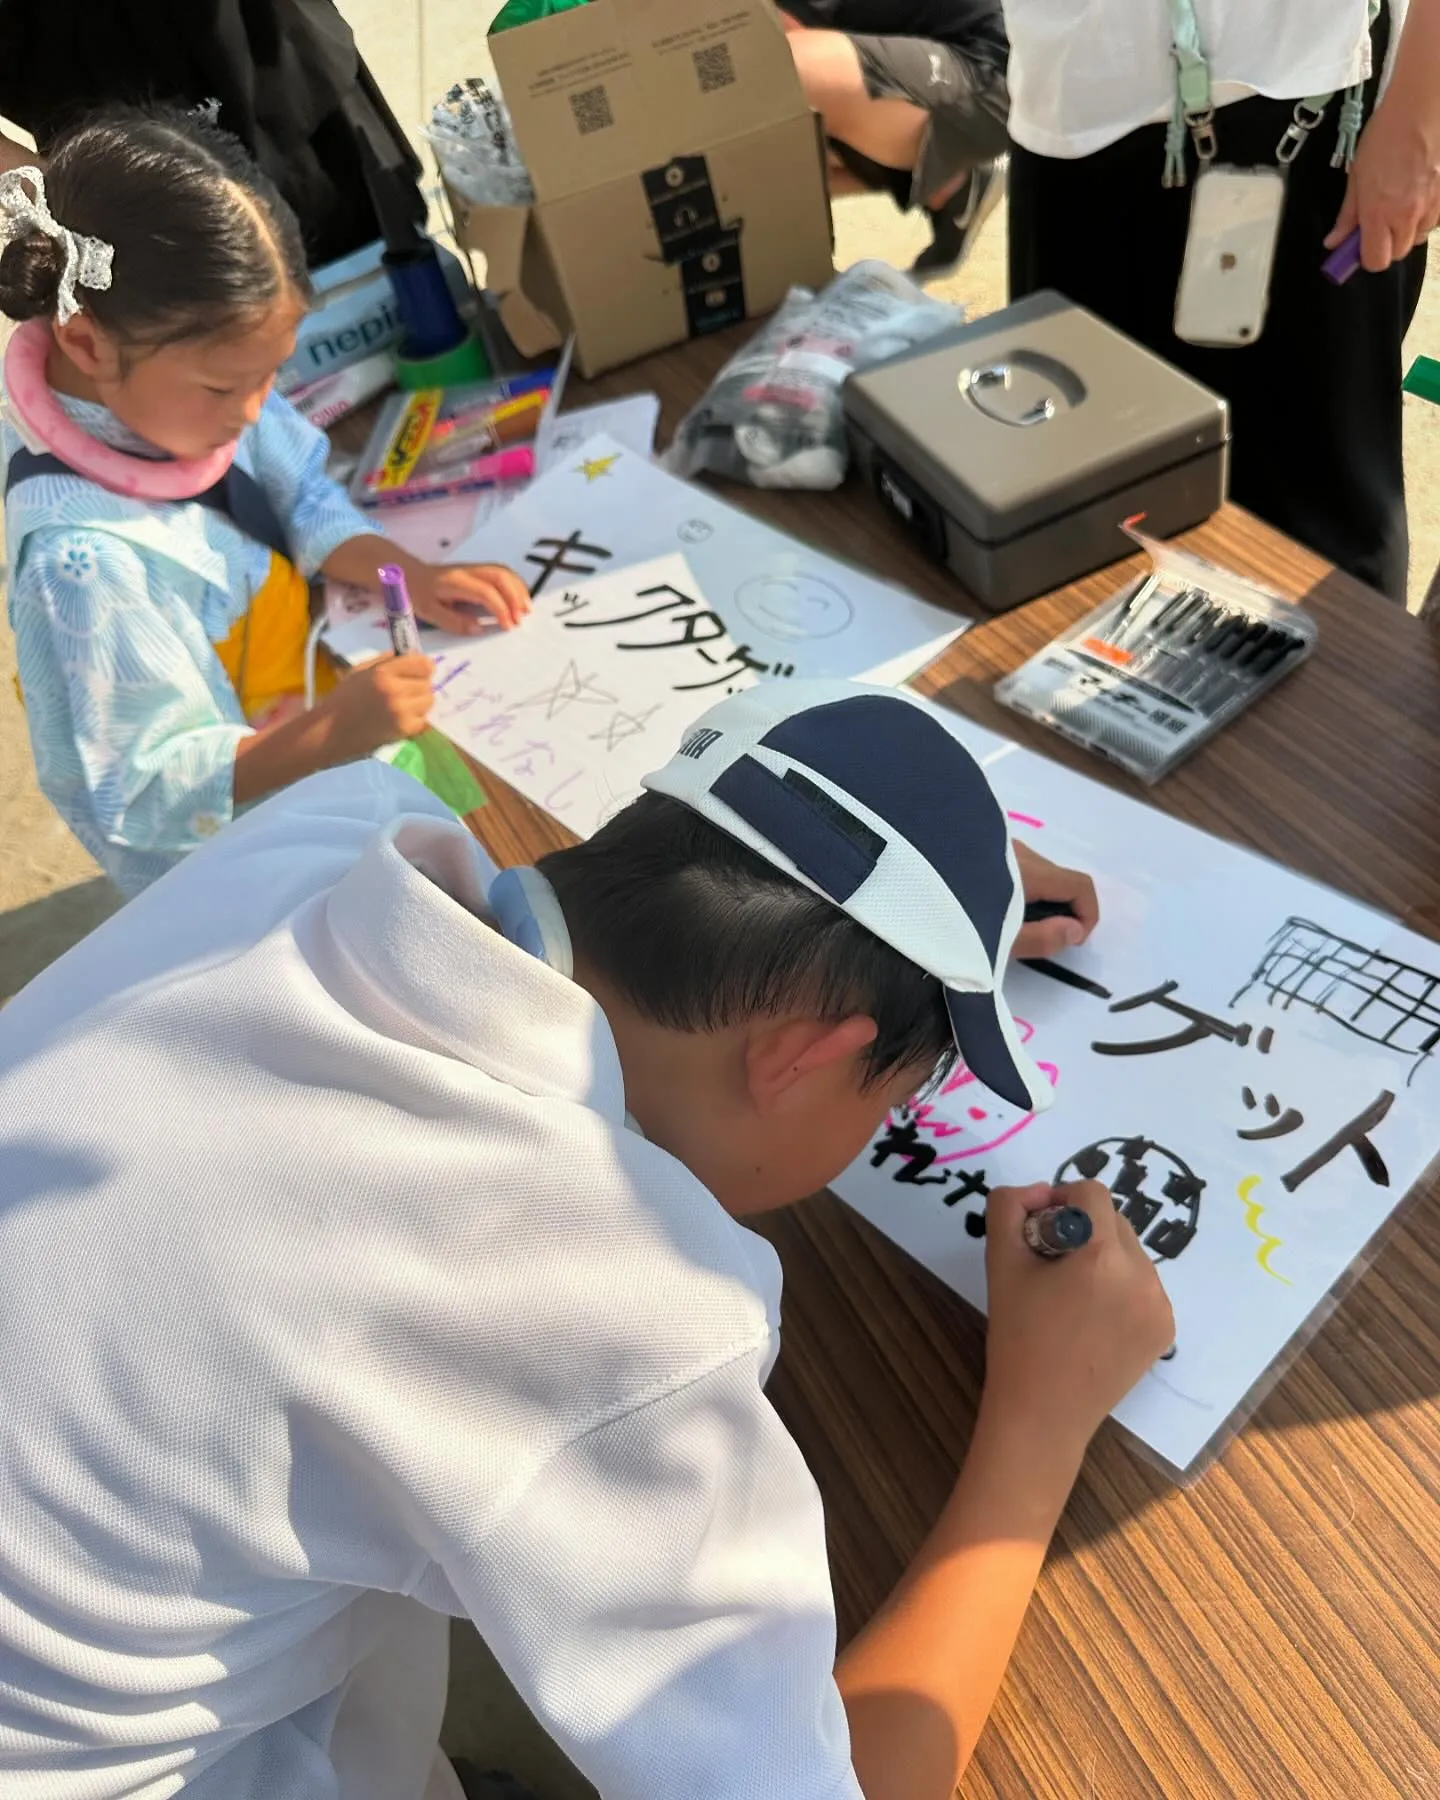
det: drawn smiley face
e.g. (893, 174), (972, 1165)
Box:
(733, 572), (855, 640)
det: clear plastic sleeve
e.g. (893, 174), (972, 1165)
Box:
(664, 262), (962, 491)
(996, 525), (1320, 783)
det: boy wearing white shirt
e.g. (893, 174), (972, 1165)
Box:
(1003, 0), (1437, 602)
(0, 680), (1171, 1800)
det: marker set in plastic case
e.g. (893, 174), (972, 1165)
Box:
(996, 526), (1317, 782)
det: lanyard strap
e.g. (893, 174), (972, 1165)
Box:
(1163, 0), (1378, 188)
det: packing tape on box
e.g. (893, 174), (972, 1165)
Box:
(639, 154), (747, 340)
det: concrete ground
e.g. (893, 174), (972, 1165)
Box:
(0, 13), (1436, 1789)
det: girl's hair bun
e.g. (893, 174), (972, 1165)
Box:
(0, 230), (65, 321)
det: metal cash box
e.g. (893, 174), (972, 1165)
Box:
(843, 291), (1230, 612)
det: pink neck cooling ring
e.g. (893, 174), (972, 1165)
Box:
(3, 319), (238, 499)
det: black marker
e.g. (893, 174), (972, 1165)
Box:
(1023, 900), (1078, 924)
(1019, 902), (1107, 991)
(1020, 957), (1112, 998)
(1104, 581), (1149, 649)
(1183, 602), (1226, 647)
(1142, 586), (1191, 638)
(1248, 629), (1305, 677)
(1175, 611), (1247, 702)
(1166, 587), (1210, 635)
(1024, 1205), (1094, 1258)
(1149, 587), (1207, 649)
(1191, 618), (1272, 711)
(1131, 587), (1209, 685)
(1235, 623), (1282, 668)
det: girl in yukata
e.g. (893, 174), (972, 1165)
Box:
(0, 108), (531, 896)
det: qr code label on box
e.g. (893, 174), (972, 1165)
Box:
(693, 42), (736, 92)
(569, 84), (614, 134)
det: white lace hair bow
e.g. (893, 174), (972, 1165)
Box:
(0, 166), (114, 325)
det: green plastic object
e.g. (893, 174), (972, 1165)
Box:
(396, 334), (491, 390)
(1403, 355), (1440, 407)
(388, 731), (489, 817)
(489, 0), (587, 34)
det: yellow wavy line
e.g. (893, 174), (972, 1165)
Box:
(1237, 1175), (1292, 1285)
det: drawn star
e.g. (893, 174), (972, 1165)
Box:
(575, 453), (621, 483)
(512, 660), (619, 721)
(589, 704), (662, 750)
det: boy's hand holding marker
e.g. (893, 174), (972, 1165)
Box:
(1011, 841), (1099, 959)
(988, 1181), (1173, 1446)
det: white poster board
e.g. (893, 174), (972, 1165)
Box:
(831, 719), (1440, 1477)
(444, 433), (966, 688)
(325, 435), (967, 837)
(330, 551), (775, 838)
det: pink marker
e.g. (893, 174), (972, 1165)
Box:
(378, 565), (423, 656)
(472, 446), (535, 485)
(362, 444), (535, 500)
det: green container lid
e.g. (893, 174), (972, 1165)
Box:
(490, 0), (588, 35)
(396, 335), (491, 390)
(1403, 356), (1440, 407)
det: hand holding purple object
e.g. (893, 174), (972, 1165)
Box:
(1321, 227), (1362, 286)
(378, 565), (425, 658)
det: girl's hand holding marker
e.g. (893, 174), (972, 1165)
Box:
(322, 538), (532, 635)
(406, 558), (532, 634)
(325, 653), (437, 756)
(319, 559), (532, 766)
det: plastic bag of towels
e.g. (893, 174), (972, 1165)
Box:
(664, 261), (962, 490)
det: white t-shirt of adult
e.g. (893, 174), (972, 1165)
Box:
(0, 762), (862, 1800)
(1002, 0), (1408, 158)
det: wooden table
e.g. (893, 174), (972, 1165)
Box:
(455, 329), (1440, 1798)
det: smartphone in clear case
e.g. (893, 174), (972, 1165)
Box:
(1174, 165), (1286, 348)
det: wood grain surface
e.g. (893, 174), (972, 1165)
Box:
(452, 327), (1440, 1798)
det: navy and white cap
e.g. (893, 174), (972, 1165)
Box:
(643, 678), (1053, 1112)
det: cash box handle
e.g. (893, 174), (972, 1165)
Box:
(961, 363), (1056, 427)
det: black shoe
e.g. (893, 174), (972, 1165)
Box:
(911, 155), (1007, 278)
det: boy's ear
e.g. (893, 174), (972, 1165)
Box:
(52, 313), (115, 380)
(744, 1014), (879, 1116)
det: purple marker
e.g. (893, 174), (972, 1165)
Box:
(1321, 227), (1362, 286)
(378, 564), (423, 656)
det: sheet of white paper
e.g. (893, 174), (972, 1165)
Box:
(830, 719), (1440, 1476)
(328, 551), (781, 838)
(535, 394), (660, 472)
(446, 433), (965, 685)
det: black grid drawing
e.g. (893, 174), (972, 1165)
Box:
(1232, 917), (1440, 1080)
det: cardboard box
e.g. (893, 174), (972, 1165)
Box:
(447, 0), (834, 376)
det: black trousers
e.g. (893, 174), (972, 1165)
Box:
(1009, 95), (1427, 602)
